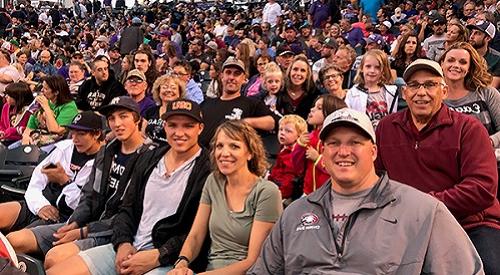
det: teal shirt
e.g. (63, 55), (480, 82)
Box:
(27, 101), (78, 130)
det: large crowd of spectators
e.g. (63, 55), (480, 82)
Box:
(0, 0), (498, 274)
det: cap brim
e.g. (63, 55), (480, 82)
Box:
(222, 64), (245, 72)
(66, 125), (97, 131)
(278, 51), (294, 56)
(99, 104), (139, 117)
(403, 64), (443, 81)
(161, 111), (203, 123)
(320, 121), (374, 142)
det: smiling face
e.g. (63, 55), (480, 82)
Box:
(441, 49), (470, 82)
(221, 66), (246, 98)
(164, 115), (203, 154)
(289, 60), (308, 87)
(322, 126), (377, 193)
(323, 68), (344, 95)
(403, 70), (447, 125)
(159, 79), (181, 103)
(214, 130), (252, 177)
(361, 55), (383, 85)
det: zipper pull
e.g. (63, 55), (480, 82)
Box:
(414, 141), (419, 149)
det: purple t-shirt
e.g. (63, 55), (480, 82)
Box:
(344, 27), (365, 48)
(309, 1), (330, 28)
(138, 96), (156, 117)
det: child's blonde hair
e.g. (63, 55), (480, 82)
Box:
(279, 114), (308, 136)
(263, 62), (283, 81)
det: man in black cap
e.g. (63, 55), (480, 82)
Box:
(47, 99), (212, 274)
(200, 57), (276, 147)
(467, 20), (500, 88)
(276, 44), (295, 72)
(312, 37), (338, 82)
(281, 23), (307, 55)
(108, 46), (122, 79)
(5, 111), (104, 245)
(7, 97), (154, 269)
(422, 14), (446, 61)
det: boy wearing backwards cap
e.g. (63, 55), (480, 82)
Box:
(47, 99), (212, 275)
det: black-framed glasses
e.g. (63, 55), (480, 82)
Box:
(406, 81), (444, 91)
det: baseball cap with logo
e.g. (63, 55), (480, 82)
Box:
(403, 59), (444, 82)
(67, 111), (104, 131)
(126, 69), (146, 82)
(99, 96), (141, 117)
(365, 34), (385, 46)
(161, 99), (203, 123)
(222, 57), (246, 72)
(320, 108), (376, 143)
(467, 20), (496, 39)
(321, 37), (338, 49)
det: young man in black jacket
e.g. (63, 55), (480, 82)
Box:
(46, 99), (212, 275)
(7, 96), (151, 268)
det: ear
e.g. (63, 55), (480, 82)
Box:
(401, 86), (408, 101)
(371, 143), (378, 162)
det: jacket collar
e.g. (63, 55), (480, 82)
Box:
(307, 171), (396, 209)
(393, 104), (453, 134)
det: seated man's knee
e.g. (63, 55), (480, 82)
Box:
(6, 229), (37, 253)
(44, 244), (79, 270)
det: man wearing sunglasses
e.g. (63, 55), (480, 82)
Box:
(124, 69), (155, 117)
(375, 59), (500, 275)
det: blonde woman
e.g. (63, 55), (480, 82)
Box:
(346, 49), (397, 128)
(143, 75), (186, 144)
(168, 120), (282, 275)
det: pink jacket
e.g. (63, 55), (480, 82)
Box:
(0, 104), (30, 142)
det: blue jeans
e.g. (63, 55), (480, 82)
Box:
(467, 226), (500, 275)
(79, 244), (173, 275)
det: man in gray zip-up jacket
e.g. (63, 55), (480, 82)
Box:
(248, 108), (483, 275)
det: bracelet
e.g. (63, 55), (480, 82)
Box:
(80, 227), (85, 239)
(174, 256), (190, 268)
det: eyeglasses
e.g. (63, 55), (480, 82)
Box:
(127, 78), (144, 83)
(406, 81), (444, 91)
(257, 62), (268, 66)
(172, 72), (189, 77)
(324, 73), (342, 80)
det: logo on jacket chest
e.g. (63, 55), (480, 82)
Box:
(296, 213), (321, 231)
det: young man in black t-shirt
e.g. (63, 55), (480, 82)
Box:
(200, 57), (276, 146)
